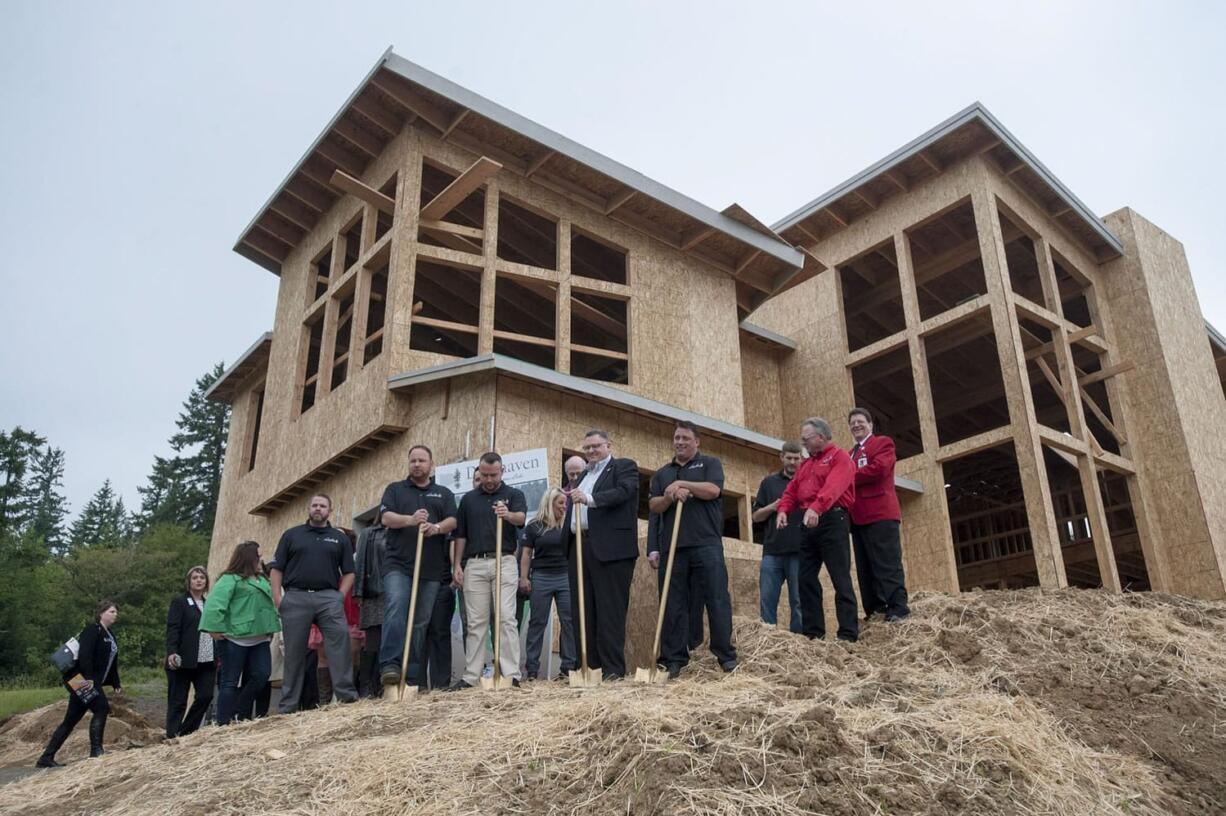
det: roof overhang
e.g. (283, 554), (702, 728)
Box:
(738, 320), (797, 352)
(204, 332), (273, 403)
(387, 353), (923, 494)
(233, 48), (805, 318)
(772, 103), (1125, 264)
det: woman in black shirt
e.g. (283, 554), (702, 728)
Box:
(164, 566), (216, 737)
(519, 488), (576, 680)
(37, 600), (122, 768)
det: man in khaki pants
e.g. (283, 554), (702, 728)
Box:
(445, 452), (527, 690)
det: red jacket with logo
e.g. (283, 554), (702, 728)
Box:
(777, 444), (855, 516)
(848, 434), (901, 525)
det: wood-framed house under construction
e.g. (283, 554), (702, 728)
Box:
(206, 50), (1226, 643)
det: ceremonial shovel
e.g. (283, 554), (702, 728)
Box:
(480, 502), (515, 690)
(395, 525), (426, 701)
(634, 501), (684, 684)
(568, 514), (602, 688)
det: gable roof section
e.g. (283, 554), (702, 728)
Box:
(233, 48), (804, 318)
(772, 103), (1125, 263)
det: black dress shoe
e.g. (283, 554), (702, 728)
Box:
(442, 680), (472, 692)
(35, 757), (62, 769)
(665, 664), (682, 680)
(719, 659), (738, 673)
(885, 611), (910, 623)
(604, 673), (623, 682)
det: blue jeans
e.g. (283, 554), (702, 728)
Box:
(378, 570), (441, 689)
(524, 569), (576, 677)
(759, 553), (802, 633)
(217, 639), (270, 725)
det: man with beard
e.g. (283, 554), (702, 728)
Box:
(271, 493), (359, 712)
(378, 445), (458, 691)
(751, 441), (804, 633)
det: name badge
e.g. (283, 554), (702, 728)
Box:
(858, 456), (868, 467)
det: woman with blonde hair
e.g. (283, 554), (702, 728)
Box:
(518, 487), (576, 680)
(164, 565), (215, 737)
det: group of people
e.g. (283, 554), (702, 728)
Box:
(36, 408), (909, 766)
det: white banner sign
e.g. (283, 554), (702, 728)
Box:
(434, 447), (551, 513)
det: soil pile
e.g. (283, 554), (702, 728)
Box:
(0, 697), (160, 766)
(1, 588), (1223, 815)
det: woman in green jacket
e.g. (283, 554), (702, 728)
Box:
(199, 540), (280, 725)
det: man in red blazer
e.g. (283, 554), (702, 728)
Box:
(847, 407), (910, 622)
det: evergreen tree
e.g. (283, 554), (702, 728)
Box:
(136, 455), (193, 532)
(69, 480), (129, 549)
(0, 426), (45, 535)
(23, 445), (70, 553)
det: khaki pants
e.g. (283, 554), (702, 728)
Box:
(462, 555), (521, 685)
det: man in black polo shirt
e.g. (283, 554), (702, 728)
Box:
(447, 452), (527, 690)
(647, 421), (737, 678)
(751, 441), (804, 634)
(271, 493), (358, 713)
(377, 444), (458, 691)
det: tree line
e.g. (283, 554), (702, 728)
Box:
(0, 365), (230, 682)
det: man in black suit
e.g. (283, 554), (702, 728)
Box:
(567, 428), (639, 679)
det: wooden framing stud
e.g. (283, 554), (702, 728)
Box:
(525, 150), (555, 178)
(603, 188), (638, 216)
(371, 75), (451, 133)
(1078, 361), (1134, 387)
(329, 169), (396, 215)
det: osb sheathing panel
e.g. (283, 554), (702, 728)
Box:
(738, 338), (785, 439)
(209, 374), (498, 577)
(1100, 209), (1226, 600)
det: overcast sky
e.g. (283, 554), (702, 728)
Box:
(2, 2), (1223, 522)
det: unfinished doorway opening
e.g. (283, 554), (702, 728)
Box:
(944, 443), (1040, 590)
(906, 199), (988, 321)
(1042, 446), (1103, 588)
(925, 310), (1009, 446)
(1098, 469), (1150, 590)
(849, 344), (923, 459)
(838, 239), (905, 352)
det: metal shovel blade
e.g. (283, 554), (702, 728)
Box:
(480, 674), (516, 691)
(568, 666), (603, 688)
(633, 665), (667, 684)
(395, 684), (418, 702)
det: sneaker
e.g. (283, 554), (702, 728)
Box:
(719, 659), (738, 673)
(35, 757), (62, 769)
(380, 669), (401, 686)
(442, 680), (472, 693)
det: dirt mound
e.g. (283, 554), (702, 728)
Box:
(0, 696), (161, 766)
(1, 588), (1223, 815)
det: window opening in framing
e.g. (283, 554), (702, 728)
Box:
(570, 290), (628, 383)
(1097, 469), (1149, 590)
(925, 313), (1009, 446)
(1017, 316), (1071, 433)
(418, 161), (485, 254)
(362, 263), (388, 364)
(721, 490), (743, 539)
(246, 387), (265, 472)
(493, 274), (556, 369)
(409, 259), (480, 358)
(1052, 252), (1093, 328)
(310, 245), (332, 303)
(849, 345), (923, 459)
(998, 207), (1045, 307)
(300, 310), (325, 414)
(342, 215), (363, 271)
(944, 443), (1039, 590)
(1071, 341), (1122, 456)
(1042, 446), (1102, 588)
(906, 200), (988, 321)
(375, 174), (397, 242)
(839, 239), (905, 352)
(330, 282), (357, 391)
(498, 197), (557, 270)
(571, 228), (626, 284)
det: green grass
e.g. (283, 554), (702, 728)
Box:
(0, 687), (63, 720)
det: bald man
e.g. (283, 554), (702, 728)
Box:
(563, 456), (587, 493)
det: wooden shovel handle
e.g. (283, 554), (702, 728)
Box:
(648, 503), (684, 669)
(398, 524), (426, 701)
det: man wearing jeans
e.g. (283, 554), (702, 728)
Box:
(751, 441), (804, 633)
(446, 452), (527, 691)
(777, 418), (858, 642)
(271, 494), (359, 712)
(378, 445), (458, 690)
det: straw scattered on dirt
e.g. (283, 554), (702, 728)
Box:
(0, 697), (159, 767)
(1, 587), (1223, 815)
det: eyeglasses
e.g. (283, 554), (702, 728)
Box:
(581, 443), (607, 451)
